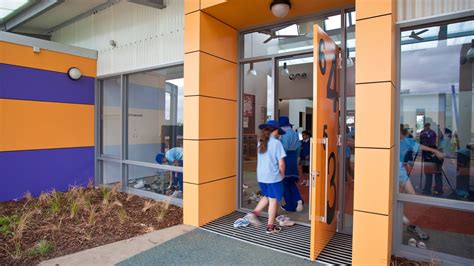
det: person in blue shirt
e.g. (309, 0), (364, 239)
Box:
(245, 120), (286, 234)
(399, 125), (443, 241)
(299, 130), (311, 186)
(156, 147), (183, 193)
(278, 116), (303, 212)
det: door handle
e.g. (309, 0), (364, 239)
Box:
(322, 137), (329, 223)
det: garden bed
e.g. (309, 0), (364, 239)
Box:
(0, 183), (182, 265)
(391, 255), (435, 266)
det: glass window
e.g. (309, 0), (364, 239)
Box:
(101, 77), (121, 158)
(344, 10), (356, 232)
(401, 202), (474, 259)
(243, 14), (342, 59)
(398, 18), (474, 261)
(127, 66), (184, 164)
(241, 60), (273, 210)
(128, 164), (182, 199)
(399, 19), (474, 203)
(102, 161), (121, 185)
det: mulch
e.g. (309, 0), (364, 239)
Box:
(391, 255), (434, 266)
(0, 186), (183, 265)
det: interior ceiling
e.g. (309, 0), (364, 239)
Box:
(13, 0), (107, 35)
(203, 0), (355, 30)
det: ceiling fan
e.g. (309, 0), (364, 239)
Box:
(408, 29), (429, 41)
(259, 28), (306, 44)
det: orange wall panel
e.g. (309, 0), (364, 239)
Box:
(184, 52), (237, 100)
(184, 0), (200, 14)
(355, 82), (395, 149)
(0, 42), (96, 77)
(0, 99), (94, 151)
(200, 12), (237, 62)
(184, 176), (236, 226)
(354, 147), (394, 215)
(184, 12), (200, 53)
(200, 0), (226, 9)
(355, 15), (395, 84)
(184, 139), (236, 184)
(356, 0), (396, 20)
(352, 210), (392, 265)
(183, 96), (236, 140)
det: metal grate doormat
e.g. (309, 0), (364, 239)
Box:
(201, 212), (352, 264)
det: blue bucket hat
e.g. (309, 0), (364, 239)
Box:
(278, 116), (293, 127)
(155, 153), (166, 164)
(259, 120), (285, 135)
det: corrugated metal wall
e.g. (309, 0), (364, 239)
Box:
(51, 0), (183, 76)
(398, 0), (474, 22)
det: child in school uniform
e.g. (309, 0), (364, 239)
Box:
(245, 120), (286, 234)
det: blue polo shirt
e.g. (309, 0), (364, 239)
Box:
(280, 127), (300, 151)
(257, 136), (286, 183)
(165, 147), (183, 163)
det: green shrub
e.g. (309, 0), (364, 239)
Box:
(0, 214), (18, 237)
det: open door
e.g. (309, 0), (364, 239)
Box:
(309, 24), (340, 260)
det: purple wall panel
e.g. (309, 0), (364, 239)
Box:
(0, 64), (94, 105)
(0, 147), (94, 202)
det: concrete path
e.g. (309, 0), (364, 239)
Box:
(40, 224), (194, 266)
(117, 229), (316, 266)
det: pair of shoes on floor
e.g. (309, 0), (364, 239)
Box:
(244, 212), (262, 227)
(407, 225), (429, 240)
(408, 237), (426, 249)
(134, 180), (145, 189)
(266, 225), (282, 234)
(276, 215), (295, 227)
(233, 217), (250, 228)
(249, 193), (262, 202)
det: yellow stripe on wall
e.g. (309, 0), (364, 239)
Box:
(0, 99), (94, 151)
(0, 41), (96, 77)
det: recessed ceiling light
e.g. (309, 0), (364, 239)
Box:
(0, 0), (29, 20)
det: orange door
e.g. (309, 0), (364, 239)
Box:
(309, 24), (340, 261)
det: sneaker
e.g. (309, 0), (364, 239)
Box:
(296, 200), (304, 212)
(276, 215), (288, 222)
(244, 212), (261, 226)
(134, 180), (145, 189)
(266, 225), (282, 234)
(278, 219), (295, 227)
(407, 225), (429, 240)
(233, 218), (250, 228)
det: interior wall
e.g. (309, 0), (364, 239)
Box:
(51, 0), (184, 76)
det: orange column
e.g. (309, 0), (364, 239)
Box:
(183, 2), (238, 226)
(353, 0), (397, 265)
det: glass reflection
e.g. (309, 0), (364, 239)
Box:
(399, 19), (474, 202)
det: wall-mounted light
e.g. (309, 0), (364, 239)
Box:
(67, 67), (82, 81)
(282, 62), (290, 75)
(270, 0), (291, 18)
(248, 62), (257, 76)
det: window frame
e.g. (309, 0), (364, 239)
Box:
(95, 62), (184, 206)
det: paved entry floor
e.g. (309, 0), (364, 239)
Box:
(117, 229), (315, 266)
